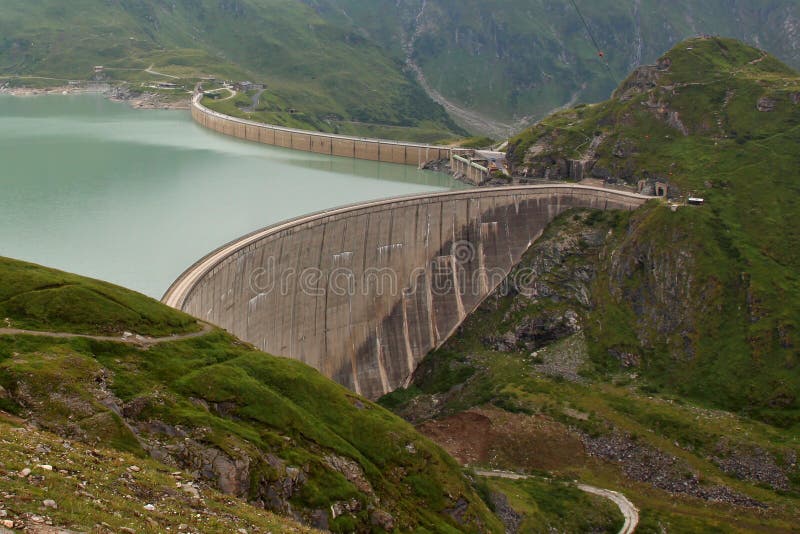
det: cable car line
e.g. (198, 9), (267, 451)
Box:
(568, 0), (620, 87)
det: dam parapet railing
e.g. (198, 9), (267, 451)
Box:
(164, 185), (650, 400)
(191, 92), (469, 167)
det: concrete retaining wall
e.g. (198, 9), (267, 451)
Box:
(191, 94), (455, 166)
(164, 185), (648, 400)
(451, 154), (489, 185)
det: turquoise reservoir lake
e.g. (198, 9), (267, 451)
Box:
(0, 94), (458, 297)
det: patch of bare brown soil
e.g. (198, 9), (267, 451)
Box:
(418, 407), (586, 471)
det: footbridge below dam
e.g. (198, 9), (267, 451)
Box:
(164, 185), (648, 400)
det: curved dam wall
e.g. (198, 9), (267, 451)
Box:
(191, 94), (455, 166)
(164, 185), (648, 400)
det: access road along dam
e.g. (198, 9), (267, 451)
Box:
(164, 185), (648, 400)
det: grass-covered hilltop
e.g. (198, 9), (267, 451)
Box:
(0, 257), (502, 533)
(507, 36), (800, 420)
(381, 37), (800, 532)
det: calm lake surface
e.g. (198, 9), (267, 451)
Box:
(0, 94), (459, 297)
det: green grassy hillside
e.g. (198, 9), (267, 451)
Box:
(0, 256), (198, 336)
(0, 256), (501, 533)
(382, 208), (800, 533)
(3, 1), (800, 138)
(316, 0), (800, 128)
(0, 414), (314, 533)
(380, 37), (800, 532)
(0, 0), (463, 140)
(505, 37), (800, 424)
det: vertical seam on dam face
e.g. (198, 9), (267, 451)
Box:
(165, 186), (650, 400)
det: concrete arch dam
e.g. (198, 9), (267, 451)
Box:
(163, 185), (648, 400)
(191, 93), (456, 166)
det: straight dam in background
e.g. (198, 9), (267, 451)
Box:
(192, 93), (458, 167)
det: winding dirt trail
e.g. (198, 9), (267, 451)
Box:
(474, 469), (639, 533)
(0, 323), (214, 347)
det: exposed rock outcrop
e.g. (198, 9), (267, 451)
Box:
(713, 441), (793, 491)
(606, 218), (698, 358)
(757, 96), (776, 111)
(486, 310), (581, 353)
(5, 367), (370, 529)
(613, 56), (671, 101)
(582, 432), (766, 508)
(489, 492), (522, 534)
(324, 454), (374, 495)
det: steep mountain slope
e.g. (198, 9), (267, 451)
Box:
(4, 1), (800, 139)
(380, 37), (800, 532)
(321, 0), (800, 131)
(382, 209), (800, 533)
(0, 414), (313, 533)
(0, 0), (462, 140)
(0, 257), (501, 533)
(504, 37), (800, 422)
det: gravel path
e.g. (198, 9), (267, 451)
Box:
(145, 65), (180, 79)
(243, 88), (265, 112)
(473, 469), (639, 534)
(0, 323), (214, 346)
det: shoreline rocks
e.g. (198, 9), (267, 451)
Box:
(0, 83), (189, 110)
